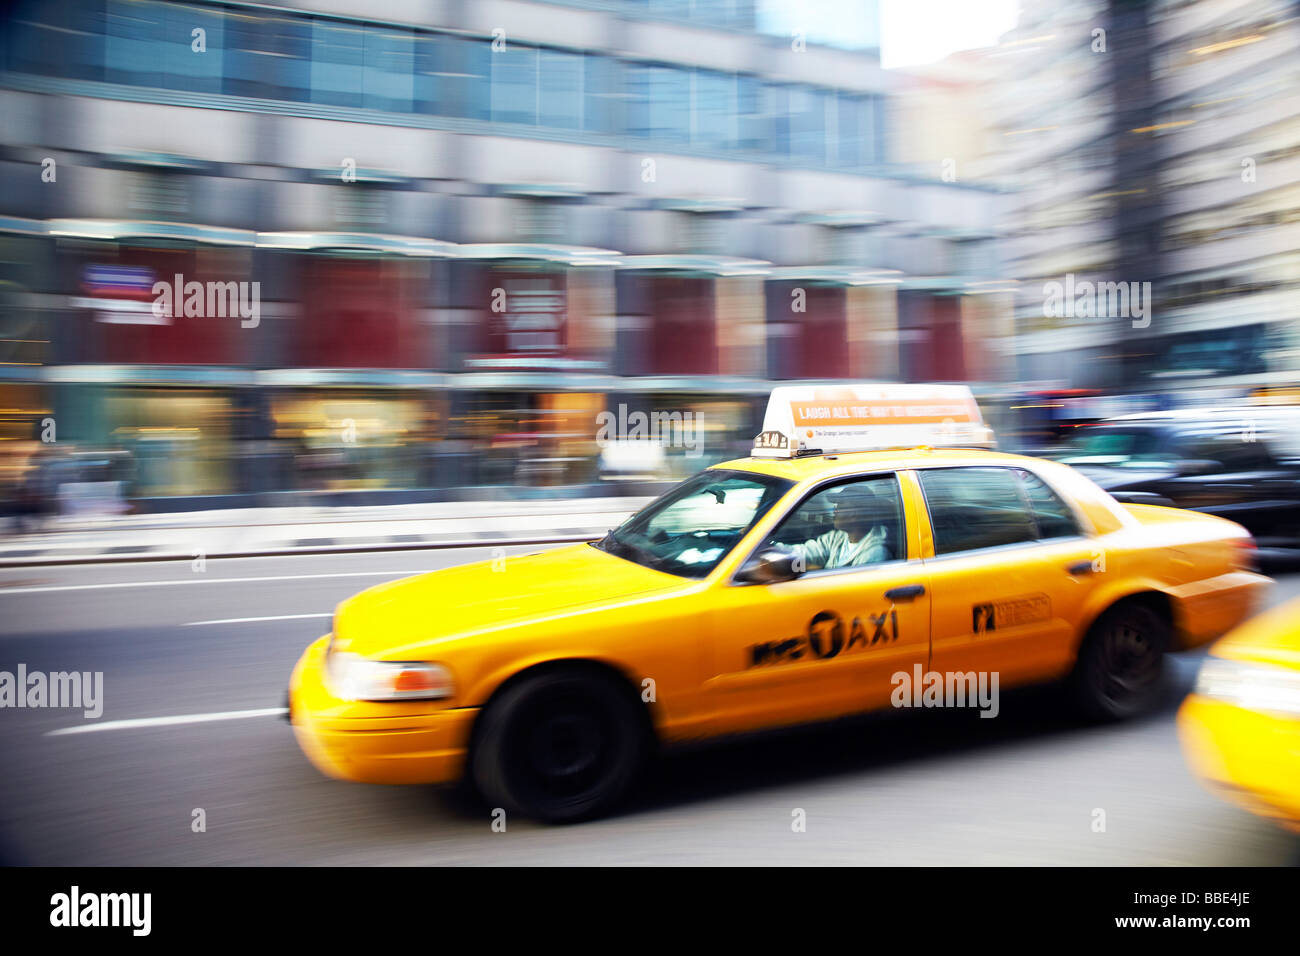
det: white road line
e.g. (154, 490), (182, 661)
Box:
(46, 707), (289, 736)
(184, 613), (333, 626)
(0, 570), (410, 595)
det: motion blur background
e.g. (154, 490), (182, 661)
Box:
(0, 0), (1297, 514)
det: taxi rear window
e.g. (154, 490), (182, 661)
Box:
(919, 467), (1080, 555)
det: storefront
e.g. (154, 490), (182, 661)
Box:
(615, 256), (768, 378)
(440, 244), (619, 488)
(764, 267), (902, 380)
(53, 219), (255, 367)
(254, 232), (454, 371)
(266, 387), (440, 492)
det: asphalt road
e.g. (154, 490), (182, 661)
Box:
(1, 545), (1298, 866)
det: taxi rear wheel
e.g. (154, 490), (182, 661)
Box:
(471, 669), (647, 824)
(1070, 601), (1169, 720)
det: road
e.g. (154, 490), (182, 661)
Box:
(1, 545), (1298, 865)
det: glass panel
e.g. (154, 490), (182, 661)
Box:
(1057, 428), (1174, 468)
(628, 64), (690, 144)
(157, 3), (225, 94)
(920, 467), (1039, 555)
(694, 69), (737, 150)
(415, 33), (487, 119)
(104, 0), (164, 87)
(789, 86), (828, 165)
(6, 0), (105, 80)
(539, 48), (582, 130)
(490, 43), (537, 125)
(1016, 470), (1080, 539)
(224, 15), (310, 102)
(765, 474), (905, 570)
(595, 469), (792, 578)
(363, 28), (414, 112)
(736, 74), (769, 152)
(583, 54), (619, 134)
(310, 20), (364, 109)
(835, 92), (862, 169)
(765, 83), (789, 156)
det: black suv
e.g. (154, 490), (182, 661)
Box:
(1054, 413), (1300, 551)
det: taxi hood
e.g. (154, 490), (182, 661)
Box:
(1211, 596), (1300, 670)
(331, 543), (686, 658)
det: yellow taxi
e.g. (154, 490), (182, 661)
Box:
(1178, 595), (1300, 832)
(289, 384), (1270, 821)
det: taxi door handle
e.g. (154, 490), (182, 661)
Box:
(885, 584), (925, 601)
(1066, 560), (1095, 575)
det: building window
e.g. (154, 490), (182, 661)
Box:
(104, 0), (165, 88)
(490, 44), (537, 125)
(304, 21), (421, 111)
(310, 21), (364, 109)
(6, 0), (891, 174)
(628, 64), (691, 145)
(128, 171), (191, 220)
(362, 29), (415, 113)
(223, 14), (311, 102)
(514, 198), (566, 243)
(416, 33), (487, 120)
(539, 49), (583, 130)
(583, 55), (621, 134)
(694, 69), (738, 150)
(737, 75), (771, 152)
(789, 86), (829, 165)
(334, 186), (387, 229)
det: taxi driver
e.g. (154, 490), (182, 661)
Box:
(789, 484), (891, 570)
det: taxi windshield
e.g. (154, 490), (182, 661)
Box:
(593, 469), (793, 578)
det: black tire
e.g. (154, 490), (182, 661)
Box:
(471, 668), (648, 823)
(1069, 601), (1169, 720)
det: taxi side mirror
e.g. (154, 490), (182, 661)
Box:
(736, 548), (803, 585)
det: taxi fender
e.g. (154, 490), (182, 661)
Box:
(466, 648), (647, 713)
(1073, 578), (1175, 654)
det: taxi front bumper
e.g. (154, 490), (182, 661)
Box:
(288, 636), (477, 785)
(1178, 694), (1300, 832)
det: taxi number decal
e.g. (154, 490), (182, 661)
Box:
(972, 593), (1051, 633)
(754, 429), (789, 450)
(749, 609), (898, 668)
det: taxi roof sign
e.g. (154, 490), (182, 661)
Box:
(752, 384), (995, 458)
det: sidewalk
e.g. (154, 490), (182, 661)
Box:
(0, 497), (654, 566)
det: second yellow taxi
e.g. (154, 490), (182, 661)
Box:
(289, 384), (1269, 821)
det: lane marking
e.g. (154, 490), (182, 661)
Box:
(185, 613), (332, 626)
(46, 707), (288, 736)
(0, 570), (411, 595)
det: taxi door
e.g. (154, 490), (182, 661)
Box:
(917, 465), (1101, 687)
(705, 471), (932, 736)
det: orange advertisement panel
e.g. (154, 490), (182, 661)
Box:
(789, 395), (980, 428)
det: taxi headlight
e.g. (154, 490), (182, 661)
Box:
(325, 651), (454, 702)
(1194, 656), (1300, 717)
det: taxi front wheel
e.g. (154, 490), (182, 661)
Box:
(1069, 601), (1169, 721)
(470, 668), (648, 824)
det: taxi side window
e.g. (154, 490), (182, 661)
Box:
(765, 474), (905, 571)
(1014, 469), (1080, 539)
(919, 467), (1038, 555)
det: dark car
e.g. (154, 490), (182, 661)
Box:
(1055, 412), (1300, 552)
